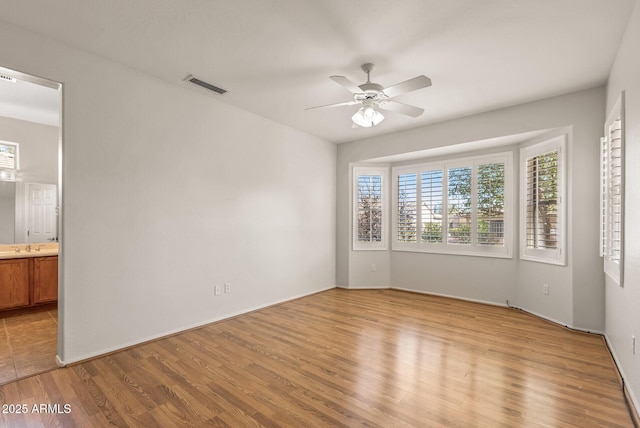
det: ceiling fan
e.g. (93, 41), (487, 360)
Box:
(306, 63), (432, 128)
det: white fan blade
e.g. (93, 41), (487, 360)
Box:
(306, 100), (359, 110)
(378, 100), (424, 117)
(383, 75), (432, 98)
(330, 75), (363, 94)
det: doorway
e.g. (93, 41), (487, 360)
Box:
(0, 65), (62, 384)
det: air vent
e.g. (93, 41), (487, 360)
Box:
(184, 75), (227, 95)
(0, 74), (16, 83)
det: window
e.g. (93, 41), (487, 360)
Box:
(601, 93), (624, 285)
(447, 166), (472, 245)
(477, 163), (506, 246)
(392, 152), (512, 257)
(353, 167), (387, 250)
(421, 170), (443, 243)
(520, 136), (565, 265)
(397, 172), (417, 243)
(0, 141), (18, 182)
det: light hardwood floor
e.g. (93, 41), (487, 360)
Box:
(0, 305), (58, 385)
(0, 289), (633, 427)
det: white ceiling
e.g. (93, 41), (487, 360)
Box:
(0, 0), (635, 142)
(0, 74), (59, 127)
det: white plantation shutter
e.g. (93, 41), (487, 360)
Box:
(520, 136), (565, 265)
(397, 173), (417, 242)
(525, 151), (559, 250)
(607, 117), (623, 260)
(0, 142), (18, 182)
(421, 169), (443, 243)
(601, 94), (624, 285)
(353, 167), (387, 250)
(477, 163), (505, 246)
(447, 166), (472, 245)
(0, 142), (17, 169)
(357, 175), (382, 242)
(600, 137), (608, 257)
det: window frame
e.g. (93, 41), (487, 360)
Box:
(600, 93), (624, 285)
(392, 151), (513, 258)
(352, 166), (388, 251)
(519, 135), (566, 266)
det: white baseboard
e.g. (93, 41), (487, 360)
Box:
(55, 354), (65, 368)
(604, 334), (640, 423)
(392, 286), (605, 334)
(391, 286), (509, 308)
(338, 285), (389, 290)
(508, 305), (605, 335)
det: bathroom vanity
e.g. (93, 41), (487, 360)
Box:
(0, 244), (58, 310)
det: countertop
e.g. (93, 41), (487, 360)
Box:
(0, 243), (59, 260)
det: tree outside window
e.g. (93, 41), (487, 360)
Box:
(357, 175), (383, 243)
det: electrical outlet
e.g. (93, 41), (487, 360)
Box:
(632, 335), (636, 355)
(224, 282), (231, 293)
(214, 285), (221, 296)
(543, 284), (549, 295)
(371, 264), (377, 272)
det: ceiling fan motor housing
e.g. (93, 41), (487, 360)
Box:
(354, 86), (387, 103)
(359, 82), (384, 92)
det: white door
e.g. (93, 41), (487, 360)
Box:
(28, 183), (57, 243)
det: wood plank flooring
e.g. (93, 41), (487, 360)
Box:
(0, 289), (633, 427)
(0, 305), (58, 384)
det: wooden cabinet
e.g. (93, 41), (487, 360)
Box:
(33, 257), (58, 304)
(0, 256), (57, 310)
(0, 259), (30, 310)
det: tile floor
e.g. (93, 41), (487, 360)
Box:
(0, 304), (58, 384)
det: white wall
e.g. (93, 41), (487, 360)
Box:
(0, 22), (336, 363)
(337, 87), (605, 330)
(605, 0), (640, 414)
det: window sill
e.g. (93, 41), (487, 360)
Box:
(392, 246), (512, 260)
(604, 263), (622, 286)
(520, 254), (566, 266)
(353, 247), (388, 251)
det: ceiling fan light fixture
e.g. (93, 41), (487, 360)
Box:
(352, 106), (384, 127)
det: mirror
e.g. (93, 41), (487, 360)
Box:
(0, 66), (60, 246)
(0, 181), (16, 244)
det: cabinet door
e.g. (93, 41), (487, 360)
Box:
(0, 259), (30, 309)
(33, 256), (58, 304)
